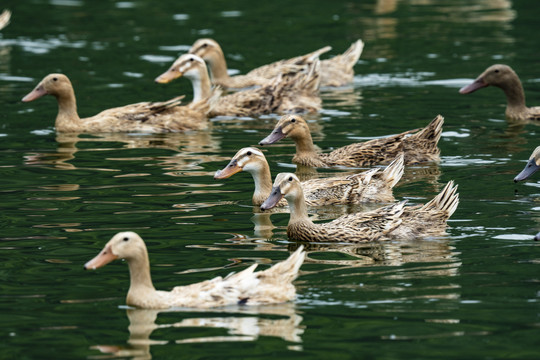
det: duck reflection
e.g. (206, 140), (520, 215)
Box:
(23, 131), (224, 174)
(91, 303), (304, 359)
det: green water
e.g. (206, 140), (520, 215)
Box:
(1, 0), (539, 359)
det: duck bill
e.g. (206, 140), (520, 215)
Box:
(514, 159), (540, 182)
(155, 69), (182, 84)
(84, 245), (118, 270)
(214, 159), (243, 179)
(260, 187), (284, 210)
(22, 84), (47, 102)
(459, 78), (488, 94)
(259, 126), (286, 145)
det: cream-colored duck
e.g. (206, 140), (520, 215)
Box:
(84, 231), (305, 309)
(214, 147), (404, 206)
(259, 114), (443, 168)
(459, 64), (540, 121)
(22, 73), (219, 133)
(155, 54), (321, 116)
(514, 146), (540, 182)
(188, 38), (363, 88)
(261, 173), (459, 242)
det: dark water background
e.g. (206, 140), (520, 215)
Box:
(1, 0), (539, 359)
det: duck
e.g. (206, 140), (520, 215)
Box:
(84, 231), (305, 309)
(214, 147), (404, 206)
(260, 173), (459, 242)
(514, 146), (540, 182)
(459, 64), (540, 121)
(22, 73), (220, 133)
(188, 38), (363, 89)
(155, 53), (321, 116)
(259, 114), (443, 168)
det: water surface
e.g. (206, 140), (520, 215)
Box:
(1, 0), (539, 359)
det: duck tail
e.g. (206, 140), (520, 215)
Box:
(339, 39), (365, 67)
(260, 246), (305, 283)
(295, 59), (321, 93)
(406, 114), (444, 156)
(0, 9), (11, 31)
(306, 45), (332, 62)
(420, 181), (459, 219)
(379, 153), (405, 188)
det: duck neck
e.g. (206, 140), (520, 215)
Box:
(126, 251), (156, 305)
(54, 88), (82, 131)
(207, 54), (230, 82)
(247, 162), (273, 206)
(189, 68), (213, 103)
(285, 188), (311, 225)
(500, 76), (528, 114)
(292, 132), (318, 159)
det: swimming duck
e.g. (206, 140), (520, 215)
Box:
(188, 38), (363, 89)
(261, 173), (459, 242)
(259, 114), (443, 168)
(459, 64), (540, 121)
(214, 147), (404, 206)
(22, 73), (219, 133)
(514, 146), (540, 182)
(155, 54), (321, 116)
(84, 231), (305, 309)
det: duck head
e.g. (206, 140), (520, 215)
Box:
(514, 146), (540, 182)
(188, 38), (224, 67)
(155, 54), (207, 84)
(84, 231), (147, 270)
(260, 172), (301, 210)
(22, 73), (73, 102)
(214, 147), (266, 179)
(459, 64), (518, 94)
(259, 115), (309, 145)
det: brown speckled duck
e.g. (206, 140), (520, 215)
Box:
(84, 231), (305, 309)
(261, 173), (459, 242)
(22, 73), (219, 133)
(259, 114), (443, 168)
(155, 54), (321, 116)
(188, 38), (363, 89)
(459, 64), (540, 121)
(514, 146), (540, 182)
(214, 147), (404, 206)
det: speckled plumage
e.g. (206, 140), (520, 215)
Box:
(188, 38), (363, 89)
(260, 173), (459, 242)
(156, 54), (321, 117)
(460, 64), (540, 121)
(84, 232), (305, 309)
(22, 74), (219, 133)
(214, 147), (404, 206)
(259, 114), (443, 168)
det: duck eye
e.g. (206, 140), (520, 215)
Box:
(123, 237), (129, 242)
(202, 43), (208, 48)
(247, 151), (252, 156)
(288, 177), (293, 181)
(189, 57), (194, 62)
(53, 77), (58, 81)
(290, 118), (296, 123)
(494, 69), (499, 73)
